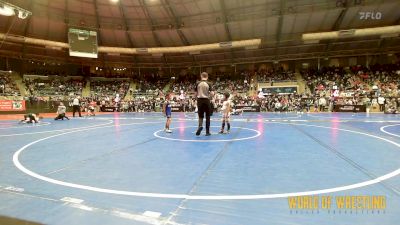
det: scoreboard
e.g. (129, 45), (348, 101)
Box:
(68, 28), (98, 58)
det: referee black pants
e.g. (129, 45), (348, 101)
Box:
(379, 104), (385, 112)
(197, 98), (211, 132)
(73, 105), (81, 117)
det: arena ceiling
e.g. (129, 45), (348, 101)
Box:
(0, 0), (400, 67)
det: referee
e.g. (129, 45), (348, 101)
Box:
(195, 72), (214, 136)
(72, 96), (82, 117)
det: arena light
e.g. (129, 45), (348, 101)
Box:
(302, 25), (400, 41)
(17, 10), (29, 19)
(0, 1), (31, 19)
(0, 5), (14, 16)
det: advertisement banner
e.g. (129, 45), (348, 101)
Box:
(102, 107), (116, 112)
(0, 100), (26, 111)
(262, 86), (298, 95)
(334, 105), (366, 112)
(171, 106), (183, 112)
(235, 105), (261, 112)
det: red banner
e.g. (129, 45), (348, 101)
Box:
(0, 100), (26, 111)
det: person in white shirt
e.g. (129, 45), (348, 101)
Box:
(378, 96), (385, 112)
(318, 97), (327, 112)
(219, 92), (232, 134)
(258, 90), (265, 99)
(54, 102), (70, 120)
(275, 101), (282, 112)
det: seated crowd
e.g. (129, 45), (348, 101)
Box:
(300, 64), (400, 112)
(24, 78), (84, 96)
(136, 80), (167, 95)
(0, 73), (20, 96)
(257, 69), (296, 83)
(171, 71), (253, 96)
(5, 63), (400, 114)
(90, 80), (130, 100)
(132, 72), (169, 95)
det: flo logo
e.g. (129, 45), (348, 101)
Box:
(12, 101), (22, 110)
(359, 12), (382, 20)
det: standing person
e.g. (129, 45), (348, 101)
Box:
(313, 98), (318, 112)
(318, 96), (326, 112)
(72, 96), (82, 117)
(219, 92), (232, 134)
(378, 95), (385, 112)
(305, 98), (312, 113)
(54, 102), (70, 120)
(195, 72), (214, 136)
(163, 94), (172, 133)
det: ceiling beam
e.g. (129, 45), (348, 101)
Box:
(139, 0), (168, 65)
(21, 0), (34, 56)
(218, 0), (232, 41)
(274, 0), (285, 60)
(93, 0), (103, 46)
(218, 0), (235, 64)
(331, 7), (348, 31)
(162, 0), (190, 45)
(162, 0), (198, 65)
(93, 0), (106, 66)
(117, 0), (137, 64)
(324, 2), (350, 54)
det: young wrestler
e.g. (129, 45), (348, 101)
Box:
(163, 94), (172, 133)
(20, 113), (40, 124)
(219, 92), (232, 134)
(54, 102), (70, 120)
(87, 100), (96, 117)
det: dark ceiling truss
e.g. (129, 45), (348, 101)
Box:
(24, 0), (394, 32)
(93, 0), (103, 46)
(138, 0), (168, 64)
(93, 0), (107, 65)
(323, 1), (349, 56)
(116, 0), (137, 64)
(161, 0), (198, 64)
(64, 0), (69, 24)
(21, 0), (33, 56)
(218, 0), (234, 64)
(218, 0), (232, 41)
(162, 0), (190, 45)
(274, 0), (285, 61)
